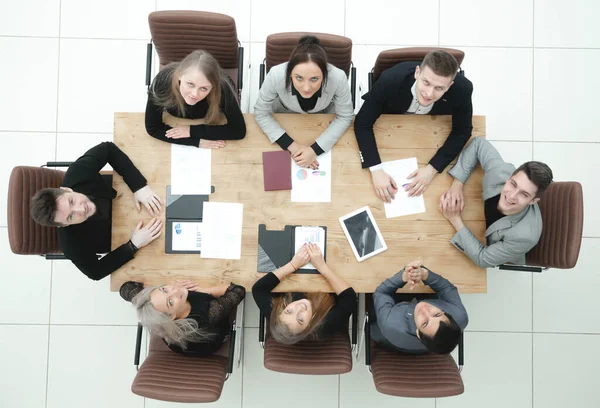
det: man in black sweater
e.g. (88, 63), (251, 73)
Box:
(30, 142), (163, 281)
(354, 50), (473, 202)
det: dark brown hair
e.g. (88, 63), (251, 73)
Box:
(420, 50), (459, 79)
(30, 188), (66, 227)
(285, 35), (328, 90)
(418, 313), (462, 354)
(512, 161), (554, 197)
(269, 292), (335, 344)
(150, 50), (234, 124)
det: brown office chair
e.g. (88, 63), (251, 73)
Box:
(146, 10), (244, 101)
(363, 294), (464, 398)
(257, 295), (358, 375)
(258, 32), (357, 109)
(131, 305), (242, 403)
(499, 181), (584, 273)
(368, 47), (466, 92)
(7, 164), (69, 257)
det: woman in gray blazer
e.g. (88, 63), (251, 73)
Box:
(254, 36), (354, 169)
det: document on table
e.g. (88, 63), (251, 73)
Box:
(171, 222), (203, 251)
(382, 157), (426, 218)
(291, 150), (332, 202)
(200, 202), (244, 260)
(171, 144), (212, 195)
(294, 226), (326, 270)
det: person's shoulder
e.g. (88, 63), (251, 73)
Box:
(450, 72), (473, 94)
(268, 62), (288, 79)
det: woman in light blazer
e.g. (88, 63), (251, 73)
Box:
(254, 36), (354, 169)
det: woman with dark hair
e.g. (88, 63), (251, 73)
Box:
(145, 50), (246, 149)
(121, 279), (245, 356)
(252, 243), (356, 345)
(254, 36), (354, 169)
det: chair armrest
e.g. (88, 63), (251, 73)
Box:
(44, 254), (67, 260)
(134, 323), (143, 370)
(235, 301), (245, 369)
(237, 44), (244, 98)
(227, 322), (236, 375)
(498, 264), (544, 273)
(258, 311), (265, 349)
(458, 331), (464, 372)
(44, 162), (73, 168)
(350, 63), (357, 110)
(364, 312), (371, 367)
(351, 293), (358, 349)
(368, 70), (374, 93)
(259, 61), (266, 89)
(145, 42), (153, 87)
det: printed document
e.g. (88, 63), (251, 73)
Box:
(294, 226), (326, 270)
(291, 151), (332, 202)
(171, 144), (212, 195)
(201, 202), (244, 260)
(382, 158), (426, 218)
(172, 222), (203, 251)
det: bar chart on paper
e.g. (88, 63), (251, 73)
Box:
(294, 226), (326, 270)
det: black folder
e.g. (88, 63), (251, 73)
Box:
(165, 185), (214, 254)
(257, 224), (327, 275)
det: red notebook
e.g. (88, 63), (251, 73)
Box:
(262, 151), (292, 191)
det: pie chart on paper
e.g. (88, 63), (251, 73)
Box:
(296, 169), (308, 180)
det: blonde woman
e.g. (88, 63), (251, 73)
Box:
(121, 280), (245, 355)
(252, 243), (356, 344)
(145, 50), (246, 148)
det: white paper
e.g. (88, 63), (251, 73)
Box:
(294, 226), (326, 270)
(171, 222), (203, 251)
(291, 150), (332, 202)
(171, 144), (212, 195)
(200, 202), (244, 260)
(382, 157), (426, 218)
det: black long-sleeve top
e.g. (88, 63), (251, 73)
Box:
(252, 272), (356, 339)
(167, 284), (246, 356)
(58, 142), (147, 281)
(145, 67), (246, 146)
(354, 61), (473, 171)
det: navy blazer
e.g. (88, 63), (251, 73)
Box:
(354, 61), (473, 171)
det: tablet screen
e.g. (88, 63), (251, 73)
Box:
(339, 207), (387, 261)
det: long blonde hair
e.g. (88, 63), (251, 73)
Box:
(132, 286), (214, 349)
(149, 50), (233, 124)
(269, 292), (335, 345)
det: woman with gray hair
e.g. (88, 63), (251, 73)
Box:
(120, 280), (245, 356)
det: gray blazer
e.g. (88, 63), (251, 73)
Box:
(254, 62), (354, 152)
(372, 268), (468, 353)
(448, 136), (542, 268)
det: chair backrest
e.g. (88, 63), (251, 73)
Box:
(526, 181), (584, 268)
(148, 10), (241, 91)
(132, 333), (230, 403)
(265, 32), (353, 77)
(371, 47), (465, 84)
(262, 321), (352, 375)
(7, 166), (64, 255)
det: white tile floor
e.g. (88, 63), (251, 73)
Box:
(0, 1), (598, 407)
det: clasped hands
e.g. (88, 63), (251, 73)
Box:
(371, 164), (437, 203)
(401, 260), (429, 289)
(438, 180), (465, 230)
(288, 142), (319, 170)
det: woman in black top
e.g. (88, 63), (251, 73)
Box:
(252, 243), (357, 344)
(122, 280), (245, 356)
(145, 50), (246, 148)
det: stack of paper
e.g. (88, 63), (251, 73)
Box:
(382, 157), (426, 218)
(171, 144), (212, 195)
(200, 202), (244, 260)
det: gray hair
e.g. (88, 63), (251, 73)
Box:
(131, 286), (213, 349)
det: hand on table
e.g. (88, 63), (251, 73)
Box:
(130, 218), (163, 249)
(405, 164), (437, 197)
(200, 139), (227, 149)
(134, 185), (163, 216)
(306, 242), (326, 270)
(439, 190), (466, 231)
(371, 169), (398, 203)
(293, 145), (319, 170)
(174, 280), (199, 292)
(440, 181), (465, 212)
(166, 125), (191, 139)
(290, 244), (310, 270)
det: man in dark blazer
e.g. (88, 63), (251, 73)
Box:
(30, 142), (163, 281)
(372, 260), (468, 354)
(354, 50), (473, 202)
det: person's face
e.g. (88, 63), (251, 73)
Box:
(53, 187), (96, 226)
(414, 65), (454, 107)
(414, 301), (449, 338)
(150, 284), (189, 320)
(498, 171), (540, 215)
(178, 68), (213, 105)
(279, 298), (313, 334)
(291, 62), (323, 98)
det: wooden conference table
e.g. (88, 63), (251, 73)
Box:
(110, 113), (487, 293)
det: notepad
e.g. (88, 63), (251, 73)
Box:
(262, 150), (292, 191)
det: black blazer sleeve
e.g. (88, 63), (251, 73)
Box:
(353, 79), (388, 168)
(188, 85), (246, 141)
(429, 80), (474, 172)
(59, 229), (136, 281)
(69, 142), (147, 193)
(319, 288), (357, 337)
(252, 272), (281, 319)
